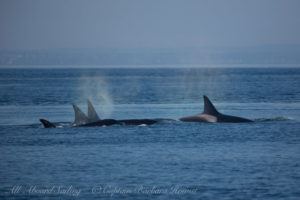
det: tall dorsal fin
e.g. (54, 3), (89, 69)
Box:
(72, 104), (89, 125)
(87, 100), (100, 122)
(203, 95), (219, 115)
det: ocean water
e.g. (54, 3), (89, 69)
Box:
(0, 67), (300, 200)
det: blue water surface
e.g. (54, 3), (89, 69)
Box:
(0, 67), (300, 200)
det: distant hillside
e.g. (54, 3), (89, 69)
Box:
(1, 45), (300, 66)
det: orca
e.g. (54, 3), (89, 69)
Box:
(40, 118), (119, 128)
(72, 101), (119, 127)
(40, 101), (119, 128)
(179, 96), (253, 123)
(40, 100), (159, 128)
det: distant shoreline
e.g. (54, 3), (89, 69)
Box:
(1, 64), (300, 69)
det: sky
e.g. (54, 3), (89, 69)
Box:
(0, 0), (300, 50)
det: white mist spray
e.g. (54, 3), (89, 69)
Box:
(76, 75), (114, 119)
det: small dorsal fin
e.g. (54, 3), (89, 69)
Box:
(40, 119), (56, 128)
(203, 95), (219, 115)
(73, 104), (89, 125)
(87, 100), (100, 122)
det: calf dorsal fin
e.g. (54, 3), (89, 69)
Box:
(87, 100), (100, 122)
(40, 119), (56, 128)
(73, 104), (89, 125)
(203, 95), (219, 115)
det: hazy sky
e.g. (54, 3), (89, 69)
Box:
(1, 0), (300, 50)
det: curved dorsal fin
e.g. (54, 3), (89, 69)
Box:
(87, 100), (100, 122)
(40, 119), (56, 128)
(203, 95), (219, 115)
(73, 104), (89, 125)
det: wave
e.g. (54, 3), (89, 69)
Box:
(253, 117), (293, 122)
